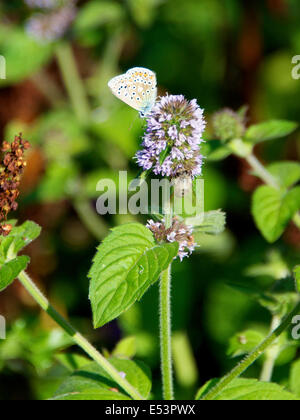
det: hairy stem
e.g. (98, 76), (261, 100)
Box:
(259, 315), (281, 382)
(56, 43), (90, 123)
(17, 270), (143, 400)
(200, 300), (300, 400)
(160, 210), (174, 400)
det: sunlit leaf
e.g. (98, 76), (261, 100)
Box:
(89, 223), (178, 328)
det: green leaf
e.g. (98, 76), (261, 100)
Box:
(52, 358), (151, 400)
(252, 185), (300, 242)
(245, 120), (298, 144)
(186, 210), (226, 235)
(74, 0), (123, 32)
(290, 359), (300, 397)
(1, 221), (41, 259)
(227, 330), (265, 357)
(202, 140), (231, 162)
(0, 256), (30, 292)
(112, 337), (137, 359)
(55, 353), (91, 373)
(89, 223), (178, 328)
(267, 161), (300, 189)
(0, 26), (53, 86)
(196, 378), (299, 400)
(294, 266), (300, 294)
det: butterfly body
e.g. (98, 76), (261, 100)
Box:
(108, 67), (157, 118)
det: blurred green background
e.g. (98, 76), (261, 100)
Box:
(0, 0), (299, 400)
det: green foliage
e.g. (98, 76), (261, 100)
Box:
(112, 337), (137, 359)
(245, 120), (298, 144)
(55, 354), (91, 373)
(0, 27), (53, 85)
(186, 210), (226, 235)
(89, 223), (178, 328)
(267, 162), (300, 189)
(0, 319), (73, 374)
(294, 266), (300, 294)
(0, 221), (41, 259)
(252, 185), (300, 242)
(0, 256), (30, 292)
(290, 359), (300, 397)
(52, 358), (151, 400)
(196, 378), (299, 400)
(227, 330), (265, 358)
(74, 0), (123, 33)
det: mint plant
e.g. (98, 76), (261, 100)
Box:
(0, 2), (300, 401)
(1, 101), (299, 400)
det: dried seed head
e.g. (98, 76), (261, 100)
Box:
(0, 134), (30, 236)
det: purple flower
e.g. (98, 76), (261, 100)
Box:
(25, 2), (76, 42)
(135, 95), (206, 179)
(146, 217), (196, 261)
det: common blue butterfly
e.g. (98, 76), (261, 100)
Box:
(108, 67), (157, 118)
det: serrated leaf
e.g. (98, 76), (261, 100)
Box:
(52, 358), (151, 400)
(267, 162), (300, 189)
(89, 223), (178, 328)
(196, 378), (299, 400)
(290, 359), (300, 397)
(252, 185), (300, 242)
(0, 256), (30, 292)
(294, 266), (300, 294)
(245, 120), (298, 144)
(227, 330), (265, 357)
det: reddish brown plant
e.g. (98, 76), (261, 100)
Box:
(0, 134), (30, 236)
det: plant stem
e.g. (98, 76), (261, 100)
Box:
(259, 315), (281, 382)
(56, 43), (90, 124)
(17, 270), (143, 400)
(246, 154), (279, 189)
(160, 264), (173, 400)
(200, 300), (300, 400)
(73, 196), (109, 241)
(159, 210), (174, 400)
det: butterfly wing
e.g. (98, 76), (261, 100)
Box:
(108, 67), (157, 115)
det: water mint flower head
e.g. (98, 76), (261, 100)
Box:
(136, 95), (206, 179)
(146, 217), (196, 261)
(25, 2), (76, 42)
(212, 108), (246, 143)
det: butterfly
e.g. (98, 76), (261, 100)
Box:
(108, 67), (157, 118)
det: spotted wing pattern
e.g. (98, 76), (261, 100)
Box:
(108, 67), (157, 116)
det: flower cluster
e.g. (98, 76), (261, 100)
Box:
(0, 135), (30, 236)
(212, 108), (246, 143)
(136, 95), (206, 179)
(147, 217), (196, 261)
(25, 0), (76, 42)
